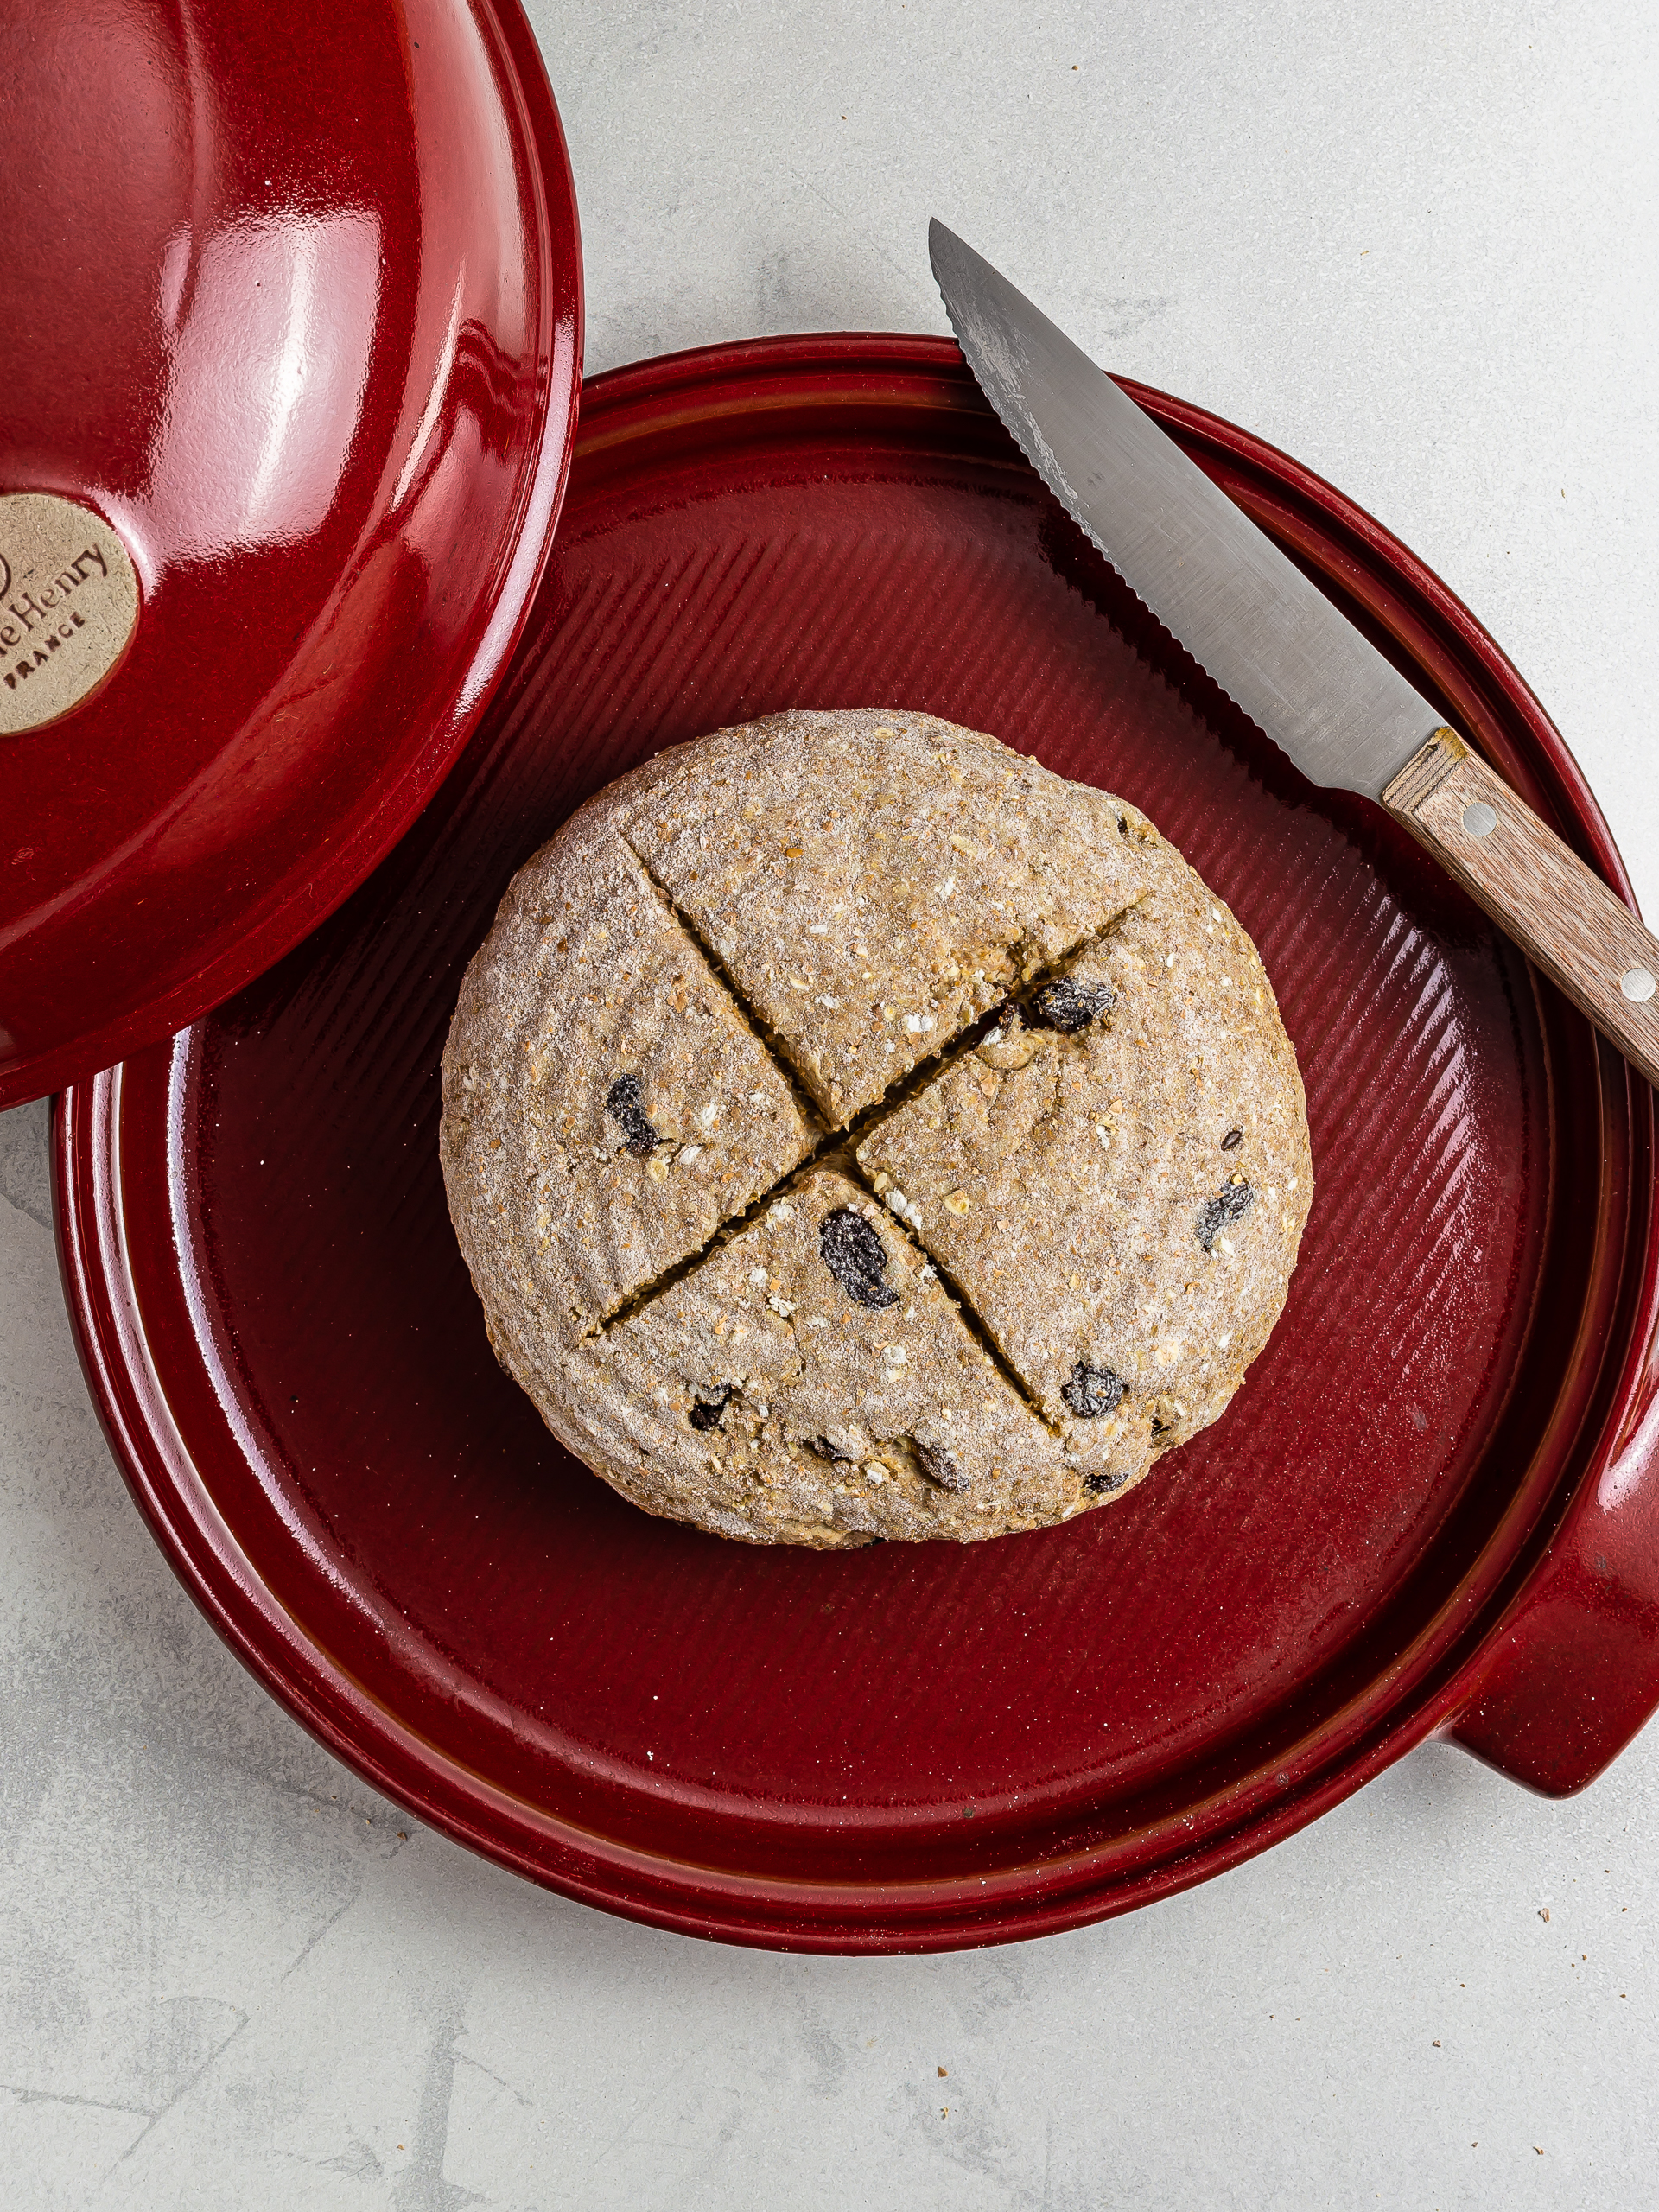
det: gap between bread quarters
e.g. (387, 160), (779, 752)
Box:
(588, 847), (1149, 1435)
(591, 1131), (1062, 1437)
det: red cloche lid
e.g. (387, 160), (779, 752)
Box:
(0, 0), (582, 1107)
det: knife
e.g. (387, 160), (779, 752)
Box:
(929, 219), (1659, 1090)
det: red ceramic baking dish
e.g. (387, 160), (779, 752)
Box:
(0, 0), (582, 1109)
(54, 335), (1659, 1952)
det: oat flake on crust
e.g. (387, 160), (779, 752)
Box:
(441, 709), (1313, 1548)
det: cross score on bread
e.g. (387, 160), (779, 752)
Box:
(441, 711), (1312, 1547)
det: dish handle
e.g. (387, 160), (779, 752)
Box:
(1444, 1389), (1659, 1795)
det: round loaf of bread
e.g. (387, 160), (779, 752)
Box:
(441, 709), (1313, 1547)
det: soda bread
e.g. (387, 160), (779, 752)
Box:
(441, 709), (1312, 1547)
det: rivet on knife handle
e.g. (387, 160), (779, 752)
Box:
(1382, 728), (1659, 1084)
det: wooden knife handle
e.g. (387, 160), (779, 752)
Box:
(1382, 728), (1659, 1089)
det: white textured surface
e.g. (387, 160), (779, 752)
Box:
(4, 2), (1658, 2202)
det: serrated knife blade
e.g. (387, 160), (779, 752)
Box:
(928, 218), (1659, 1092)
(929, 219), (1440, 799)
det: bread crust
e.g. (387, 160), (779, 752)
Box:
(441, 709), (1313, 1547)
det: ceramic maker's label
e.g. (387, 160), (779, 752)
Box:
(0, 494), (139, 736)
